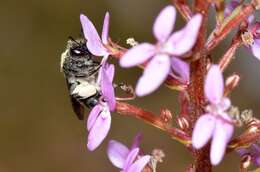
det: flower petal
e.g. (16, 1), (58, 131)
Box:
(97, 54), (110, 85)
(105, 63), (115, 83)
(192, 114), (216, 149)
(120, 43), (156, 68)
(87, 108), (111, 151)
(87, 105), (102, 131)
(107, 140), (130, 169)
(123, 148), (140, 171)
(102, 12), (110, 44)
(135, 54), (171, 96)
(204, 65), (224, 104)
(153, 5), (176, 42)
(166, 14), (202, 56)
(237, 148), (248, 157)
(252, 144), (260, 154)
(127, 155), (151, 172)
(101, 66), (116, 111)
(210, 117), (234, 165)
(251, 39), (260, 60)
(171, 57), (190, 83)
(254, 157), (260, 167)
(219, 98), (231, 111)
(80, 14), (107, 56)
(130, 133), (143, 150)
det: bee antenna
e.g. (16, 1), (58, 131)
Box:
(68, 36), (82, 46)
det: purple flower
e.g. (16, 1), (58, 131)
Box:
(250, 22), (260, 60)
(107, 133), (151, 172)
(237, 144), (260, 167)
(120, 5), (202, 96)
(192, 65), (234, 165)
(80, 12), (110, 57)
(86, 61), (116, 151)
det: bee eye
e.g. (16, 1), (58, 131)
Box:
(71, 49), (83, 56)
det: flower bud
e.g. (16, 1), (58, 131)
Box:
(160, 108), (173, 123)
(224, 74), (240, 95)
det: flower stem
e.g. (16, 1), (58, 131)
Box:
(218, 34), (242, 71)
(188, 1), (212, 171)
(115, 102), (191, 145)
(206, 1), (256, 51)
(171, 0), (192, 21)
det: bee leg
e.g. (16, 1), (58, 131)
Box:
(114, 83), (136, 101)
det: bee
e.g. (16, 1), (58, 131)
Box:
(61, 37), (101, 120)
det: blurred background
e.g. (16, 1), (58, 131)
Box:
(0, 0), (259, 171)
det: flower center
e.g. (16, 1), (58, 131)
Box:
(206, 98), (231, 118)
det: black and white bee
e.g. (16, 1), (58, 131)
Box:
(61, 37), (135, 120)
(61, 37), (102, 120)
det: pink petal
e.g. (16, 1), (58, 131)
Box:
(80, 14), (107, 56)
(153, 5), (176, 42)
(210, 117), (234, 165)
(130, 133), (143, 150)
(124, 148), (140, 171)
(192, 114), (216, 149)
(127, 155), (151, 172)
(102, 12), (110, 44)
(87, 105), (102, 131)
(171, 57), (190, 83)
(120, 43), (156, 68)
(254, 157), (260, 167)
(204, 65), (224, 104)
(219, 98), (231, 111)
(97, 55), (110, 84)
(166, 14), (202, 56)
(87, 109), (111, 151)
(105, 64), (115, 83)
(135, 54), (171, 96)
(251, 39), (260, 60)
(107, 140), (130, 169)
(101, 66), (116, 111)
(252, 144), (260, 154)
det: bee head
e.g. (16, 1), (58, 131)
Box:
(67, 37), (90, 57)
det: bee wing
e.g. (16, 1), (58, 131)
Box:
(66, 79), (85, 120)
(70, 95), (85, 120)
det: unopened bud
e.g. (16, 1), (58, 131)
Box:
(177, 116), (190, 131)
(247, 118), (260, 133)
(224, 74), (240, 95)
(160, 108), (173, 123)
(241, 109), (253, 124)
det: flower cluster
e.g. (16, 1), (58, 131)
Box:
(79, 12), (115, 151)
(63, 1), (260, 171)
(79, 11), (151, 172)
